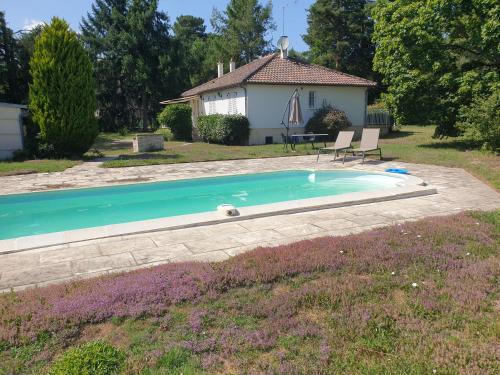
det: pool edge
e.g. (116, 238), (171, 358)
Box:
(0, 184), (437, 255)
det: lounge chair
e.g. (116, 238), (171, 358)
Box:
(349, 128), (382, 164)
(316, 131), (354, 163)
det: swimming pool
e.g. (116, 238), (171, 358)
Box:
(0, 170), (408, 240)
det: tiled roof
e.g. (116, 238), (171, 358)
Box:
(182, 54), (275, 97)
(182, 54), (376, 97)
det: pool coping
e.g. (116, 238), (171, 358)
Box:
(0, 169), (436, 254)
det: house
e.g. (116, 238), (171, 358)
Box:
(0, 102), (27, 160)
(162, 48), (376, 145)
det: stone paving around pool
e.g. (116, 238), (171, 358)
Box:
(0, 155), (499, 292)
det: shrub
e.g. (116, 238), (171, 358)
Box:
(29, 18), (98, 157)
(11, 149), (29, 162)
(197, 114), (250, 145)
(155, 127), (174, 141)
(48, 340), (124, 375)
(305, 105), (351, 140)
(457, 90), (500, 152)
(157, 104), (192, 141)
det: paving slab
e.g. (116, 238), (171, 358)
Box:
(0, 156), (499, 291)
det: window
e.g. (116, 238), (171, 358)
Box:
(208, 97), (216, 114)
(228, 92), (237, 114)
(308, 91), (316, 109)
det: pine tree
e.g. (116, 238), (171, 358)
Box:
(29, 18), (98, 157)
(303, 0), (374, 79)
(211, 0), (275, 64)
(0, 11), (22, 103)
(81, 0), (174, 131)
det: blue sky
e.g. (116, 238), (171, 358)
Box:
(2, 0), (314, 51)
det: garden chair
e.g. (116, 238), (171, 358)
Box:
(349, 128), (382, 164)
(316, 131), (354, 163)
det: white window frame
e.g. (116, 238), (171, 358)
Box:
(228, 92), (237, 114)
(208, 97), (216, 114)
(308, 91), (316, 109)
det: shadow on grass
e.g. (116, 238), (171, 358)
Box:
(115, 153), (181, 161)
(417, 139), (478, 152)
(381, 130), (416, 140)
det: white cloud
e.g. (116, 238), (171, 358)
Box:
(23, 19), (45, 31)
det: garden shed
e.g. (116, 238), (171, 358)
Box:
(0, 102), (26, 160)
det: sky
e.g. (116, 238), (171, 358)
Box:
(1, 0), (314, 51)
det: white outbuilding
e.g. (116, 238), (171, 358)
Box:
(162, 48), (376, 145)
(0, 102), (27, 160)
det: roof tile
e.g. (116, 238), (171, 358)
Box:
(181, 54), (376, 97)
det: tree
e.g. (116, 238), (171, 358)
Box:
(172, 15), (210, 90)
(81, 0), (175, 131)
(372, 0), (500, 140)
(211, 0), (275, 64)
(303, 0), (375, 79)
(16, 25), (44, 104)
(29, 18), (97, 157)
(0, 11), (21, 103)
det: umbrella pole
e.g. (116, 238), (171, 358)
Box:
(280, 88), (299, 151)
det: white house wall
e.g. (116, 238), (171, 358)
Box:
(0, 106), (24, 160)
(197, 84), (367, 145)
(245, 84), (367, 145)
(200, 87), (246, 116)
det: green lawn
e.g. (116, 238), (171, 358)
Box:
(0, 159), (80, 177)
(95, 126), (499, 189)
(1, 126), (498, 189)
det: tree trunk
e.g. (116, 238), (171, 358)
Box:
(141, 100), (149, 132)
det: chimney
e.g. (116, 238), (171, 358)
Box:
(229, 59), (236, 72)
(217, 62), (224, 78)
(280, 47), (288, 59)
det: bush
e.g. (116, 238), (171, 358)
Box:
(48, 340), (124, 375)
(157, 104), (192, 141)
(155, 127), (174, 141)
(29, 18), (98, 157)
(457, 90), (500, 152)
(197, 114), (250, 145)
(11, 149), (29, 162)
(305, 105), (351, 140)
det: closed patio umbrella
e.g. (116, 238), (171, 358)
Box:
(289, 91), (303, 125)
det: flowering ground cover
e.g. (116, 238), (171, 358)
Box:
(0, 211), (498, 374)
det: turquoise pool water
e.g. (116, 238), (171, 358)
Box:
(0, 170), (404, 240)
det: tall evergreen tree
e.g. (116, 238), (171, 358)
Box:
(303, 0), (374, 79)
(0, 11), (21, 103)
(16, 25), (44, 104)
(211, 0), (275, 64)
(172, 15), (208, 90)
(29, 18), (97, 157)
(81, 0), (174, 131)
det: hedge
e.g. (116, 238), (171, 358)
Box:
(197, 114), (250, 145)
(157, 104), (192, 141)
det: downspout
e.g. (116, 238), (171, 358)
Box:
(364, 88), (368, 127)
(241, 85), (249, 145)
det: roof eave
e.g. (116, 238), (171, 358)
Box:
(245, 81), (377, 88)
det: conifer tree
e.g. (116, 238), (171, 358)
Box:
(211, 0), (275, 64)
(29, 18), (97, 157)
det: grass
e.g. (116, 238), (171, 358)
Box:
(0, 211), (498, 374)
(378, 126), (500, 189)
(1, 126), (498, 189)
(95, 126), (499, 189)
(0, 159), (80, 176)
